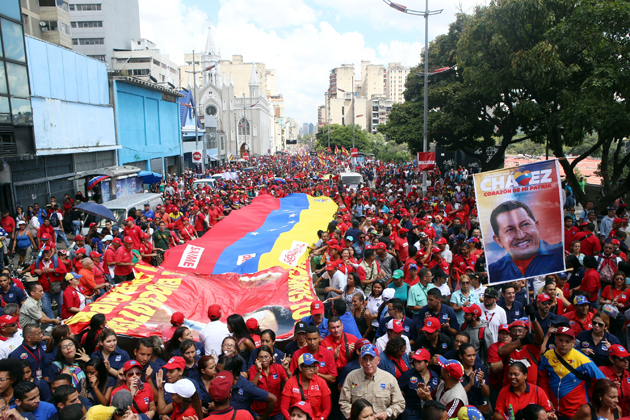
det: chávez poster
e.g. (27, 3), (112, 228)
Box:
(473, 159), (565, 284)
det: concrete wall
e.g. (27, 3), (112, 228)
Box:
(114, 80), (181, 169)
(25, 36), (117, 154)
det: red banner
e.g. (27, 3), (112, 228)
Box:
(417, 152), (436, 171)
(351, 148), (358, 157)
(66, 263), (316, 341)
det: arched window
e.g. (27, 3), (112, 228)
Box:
(238, 118), (250, 135)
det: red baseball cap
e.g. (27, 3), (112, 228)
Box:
(326, 262), (337, 271)
(509, 320), (527, 330)
(609, 344), (630, 358)
(555, 326), (575, 339)
(355, 338), (371, 351)
(310, 300), (325, 315)
(89, 251), (102, 258)
(163, 356), (186, 370)
(208, 371), (234, 401)
(290, 402), (315, 419)
(613, 218), (624, 224)
(462, 304), (482, 317)
(436, 238), (447, 245)
(422, 317), (441, 333)
(0, 315), (18, 327)
(123, 236), (133, 244)
(74, 235), (84, 241)
(537, 293), (552, 303)
(499, 324), (510, 333)
(207, 304), (222, 320)
(89, 222), (97, 228)
(387, 319), (404, 334)
(76, 247), (86, 254)
(112, 238), (122, 245)
(122, 360), (142, 374)
(125, 217), (134, 222)
(170, 312), (185, 325)
(411, 348), (431, 362)
(245, 318), (259, 331)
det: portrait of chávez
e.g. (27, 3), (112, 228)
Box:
(487, 200), (564, 281)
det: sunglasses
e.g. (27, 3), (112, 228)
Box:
(126, 371), (142, 377)
(593, 321), (606, 327)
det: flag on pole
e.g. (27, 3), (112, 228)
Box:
(334, 145), (340, 155)
(229, 154), (234, 161)
(341, 146), (349, 157)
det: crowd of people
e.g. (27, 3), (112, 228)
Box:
(0, 153), (628, 420)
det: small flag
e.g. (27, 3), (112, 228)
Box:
(341, 146), (349, 157)
(334, 145), (340, 155)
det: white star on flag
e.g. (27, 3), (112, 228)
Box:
(288, 221), (296, 224)
(268, 229), (277, 231)
(250, 232), (259, 235)
(289, 214), (296, 217)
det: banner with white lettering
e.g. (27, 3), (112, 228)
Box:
(66, 262), (316, 341)
(473, 159), (565, 284)
(417, 152), (436, 171)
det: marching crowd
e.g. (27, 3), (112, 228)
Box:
(0, 154), (628, 420)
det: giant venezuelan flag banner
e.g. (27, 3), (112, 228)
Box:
(161, 193), (337, 275)
(66, 262), (317, 340)
(473, 159), (565, 285)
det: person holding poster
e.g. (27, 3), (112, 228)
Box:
(474, 160), (566, 283)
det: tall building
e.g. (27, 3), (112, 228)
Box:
(309, 123), (313, 134)
(302, 123), (309, 135)
(317, 105), (326, 128)
(269, 94), (284, 152)
(220, 55), (267, 99)
(359, 61), (385, 99)
(21, 0), (72, 49)
(386, 62), (410, 104)
(69, 0), (141, 65)
(178, 52), (203, 89)
(112, 38), (178, 84)
(368, 96), (393, 134)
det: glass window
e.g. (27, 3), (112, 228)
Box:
(1, 19), (25, 62)
(0, 63), (7, 95)
(6, 62), (29, 97)
(0, 1), (21, 21)
(11, 97), (32, 124)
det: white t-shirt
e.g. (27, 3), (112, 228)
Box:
(324, 270), (347, 298)
(0, 330), (22, 359)
(436, 284), (451, 298)
(480, 304), (507, 341)
(441, 249), (453, 263)
(199, 320), (230, 358)
(375, 334), (411, 355)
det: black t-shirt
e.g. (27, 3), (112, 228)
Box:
(413, 333), (453, 355)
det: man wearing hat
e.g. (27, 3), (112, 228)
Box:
(69, 235), (92, 262)
(0, 314), (21, 359)
(459, 304), (494, 361)
(204, 371), (253, 419)
(600, 344), (630, 415)
(399, 348), (440, 420)
(123, 217), (142, 250)
(337, 338), (372, 386)
(539, 326), (605, 420)
(301, 301), (329, 339)
(565, 294), (594, 335)
(321, 261), (346, 300)
(375, 318), (411, 355)
(479, 288), (508, 341)
(415, 317), (454, 365)
(375, 242), (398, 281)
(498, 314), (544, 385)
(340, 344), (405, 419)
(199, 304), (230, 359)
(430, 356), (468, 418)
(142, 203), (155, 220)
(289, 326), (337, 385)
(103, 237), (121, 280)
(283, 321), (308, 357)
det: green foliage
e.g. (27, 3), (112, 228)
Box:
(315, 124), (370, 152)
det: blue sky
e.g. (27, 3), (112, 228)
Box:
(139, 0), (484, 125)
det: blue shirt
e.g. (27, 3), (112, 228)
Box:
(91, 346), (131, 372)
(376, 316), (418, 342)
(576, 330), (620, 367)
(10, 343), (49, 380)
(412, 304), (460, 333)
(33, 401), (57, 420)
(450, 291), (481, 324)
(535, 311), (557, 337)
(301, 315), (329, 339)
(339, 312), (362, 339)
(0, 286), (25, 306)
(388, 282), (409, 302)
(498, 300), (525, 324)
(488, 240), (565, 282)
(230, 375), (269, 418)
(143, 210), (155, 219)
(398, 368), (439, 411)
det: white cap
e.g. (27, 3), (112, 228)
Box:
(102, 235), (114, 241)
(382, 288), (396, 301)
(17, 220), (26, 225)
(164, 378), (196, 398)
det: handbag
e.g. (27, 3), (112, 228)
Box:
(49, 280), (62, 295)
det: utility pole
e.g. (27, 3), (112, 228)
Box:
(352, 75), (356, 167)
(186, 50), (205, 172)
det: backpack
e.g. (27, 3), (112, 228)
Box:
(597, 255), (618, 284)
(50, 212), (60, 228)
(461, 323), (486, 346)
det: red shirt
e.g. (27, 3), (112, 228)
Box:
(114, 246), (133, 276)
(138, 242), (153, 264)
(37, 225), (55, 243)
(321, 333), (357, 371)
(487, 342), (506, 389)
(565, 310), (594, 335)
(496, 383), (553, 420)
(564, 226), (580, 251)
(502, 344), (541, 386)
(280, 374), (331, 420)
(247, 364), (288, 416)
(103, 246), (117, 275)
(580, 268), (601, 303)
(172, 402), (198, 420)
(600, 365), (630, 416)
(193, 212), (205, 231)
(180, 225), (196, 242)
(112, 384), (153, 414)
(601, 286), (629, 306)
(61, 286), (82, 319)
(124, 225), (142, 250)
(394, 236), (409, 263)
(289, 346), (337, 379)
(573, 231), (601, 256)
(0, 216), (15, 234)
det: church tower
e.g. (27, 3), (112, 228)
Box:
(249, 64), (261, 98)
(201, 23), (220, 86)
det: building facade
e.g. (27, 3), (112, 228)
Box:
(386, 62), (410, 104)
(69, 0), (140, 65)
(112, 38), (178, 84)
(21, 0), (72, 49)
(368, 96), (393, 134)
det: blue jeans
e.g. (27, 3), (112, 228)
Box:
(55, 230), (70, 247)
(72, 220), (81, 236)
(42, 290), (62, 320)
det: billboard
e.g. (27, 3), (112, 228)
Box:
(473, 159), (565, 284)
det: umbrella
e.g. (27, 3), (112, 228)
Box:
(87, 175), (110, 191)
(273, 178), (286, 184)
(138, 171), (163, 184)
(74, 202), (117, 222)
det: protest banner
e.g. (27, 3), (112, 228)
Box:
(473, 159), (565, 284)
(66, 262), (316, 340)
(417, 152), (436, 171)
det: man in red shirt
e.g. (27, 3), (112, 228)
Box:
(572, 223), (601, 256)
(321, 317), (357, 372)
(580, 255), (601, 303)
(565, 295), (594, 335)
(600, 344), (630, 416)
(451, 243), (476, 278)
(37, 218), (55, 248)
(394, 228), (409, 265)
(0, 209), (15, 240)
(290, 326), (337, 386)
(192, 206), (206, 236)
(487, 324), (511, 396)
(114, 237), (136, 284)
(498, 317), (543, 385)
(123, 218), (142, 250)
(103, 237), (120, 279)
(564, 216), (580, 252)
(138, 233), (156, 264)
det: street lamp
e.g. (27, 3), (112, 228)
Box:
(383, 0), (442, 190)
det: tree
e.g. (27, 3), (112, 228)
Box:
(315, 124), (370, 152)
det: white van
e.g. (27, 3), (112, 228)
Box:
(340, 172), (364, 189)
(192, 178), (216, 190)
(81, 193), (164, 235)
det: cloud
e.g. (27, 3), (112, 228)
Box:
(138, 0), (473, 127)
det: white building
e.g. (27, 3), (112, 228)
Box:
(69, 0), (141, 66)
(386, 62), (410, 104)
(191, 26), (274, 162)
(112, 39), (178, 84)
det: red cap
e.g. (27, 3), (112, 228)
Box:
(436, 238), (447, 245)
(499, 324), (510, 333)
(0, 315), (18, 327)
(422, 317), (441, 333)
(89, 251), (102, 258)
(89, 222), (97, 228)
(122, 360), (142, 374)
(537, 293), (552, 303)
(123, 236), (133, 244)
(399, 228), (409, 234)
(208, 371), (234, 401)
(614, 218), (624, 224)
(290, 402), (315, 419)
(170, 312), (185, 325)
(74, 235), (84, 241)
(387, 319), (404, 333)
(245, 318), (259, 331)
(509, 320), (527, 330)
(556, 326), (575, 339)
(76, 247), (86, 254)
(163, 356), (186, 370)
(355, 338), (371, 351)
(376, 242), (387, 250)
(310, 300), (325, 315)
(462, 304), (482, 317)
(609, 344), (630, 358)
(112, 238), (122, 245)
(125, 217), (134, 222)
(411, 348), (431, 362)
(326, 262), (338, 271)
(207, 304), (222, 320)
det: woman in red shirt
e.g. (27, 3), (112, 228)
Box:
(600, 271), (629, 337)
(111, 360), (156, 418)
(178, 218), (197, 243)
(248, 345), (291, 419)
(61, 272), (85, 319)
(280, 353), (331, 420)
(158, 377), (203, 420)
